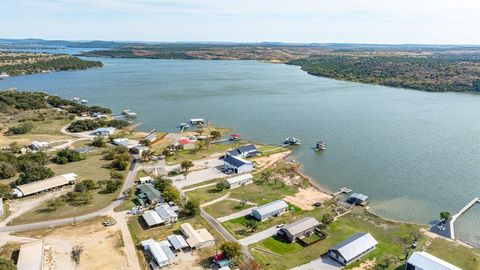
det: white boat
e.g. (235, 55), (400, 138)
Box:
(122, 109), (137, 118)
(0, 73), (9, 80)
(284, 137), (302, 145)
(80, 99), (88, 104)
(72, 97), (80, 102)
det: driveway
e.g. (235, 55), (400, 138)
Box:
(217, 207), (256, 223)
(171, 166), (228, 189)
(239, 226), (280, 246)
(289, 255), (342, 270)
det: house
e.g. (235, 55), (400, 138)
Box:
(12, 173), (77, 198)
(142, 203), (179, 227)
(406, 251), (462, 270)
(328, 232), (378, 265)
(17, 240), (44, 270)
(138, 176), (154, 184)
(346, 193), (369, 206)
(0, 198), (3, 217)
(167, 234), (189, 251)
(141, 239), (175, 269)
(136, 184), (164, 206)
(251, 200), (289, 221)
(180, 223), (215, 249)
(226, 144), (259, 158)
(131, 145), (149, 155)
(177, 138), (195, 150)
(224, 155), (254, 174)
(30, 141), (48, 151)
(155, 203), (179, 224)
(224, 173), (253, 189)
(91, 127), (116, 137)
(278, 217), (320, 243)
(112, 138), (139, 149)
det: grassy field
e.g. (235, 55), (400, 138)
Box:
(181, 177), (223, 190)
(249, 207), (480, 270)
(203, 199), (251, 218)
(166, 141), (243, 164)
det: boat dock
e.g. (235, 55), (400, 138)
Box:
(449, 197), (480, 240)
(333, 187), (352, 196)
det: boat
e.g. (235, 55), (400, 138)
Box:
(284, 137), (301, 145)
(0, 73), (9, 80)
(80, 99), (88, 104)
(72, 97), (80, 102)
(315, 141), (326, 151)
(179, 122), (190, 129)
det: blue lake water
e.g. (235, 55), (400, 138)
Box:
(0, 56), (478, 246)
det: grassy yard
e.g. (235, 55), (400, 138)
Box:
(166, 141), (243, 165)
(256, 145), (290, 156)
(47, 150), (114, 180)
(249, 207), (480, 270)
(203, 199), (251, 218)
(181, 177), (223, 190)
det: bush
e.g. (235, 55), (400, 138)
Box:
(0, 161), (16, 179)
(5, 122), (34, 135)
(216, 181), (225, 191)
(184, 200), (200, 216)
(322, 214), (334, 225)
(110, 171), (124, 180)
(220, 242), (242, 261)
(103, 180), (122, 193)
(54, 149), (85, 164)
(0, 258), (16, 270)
(74, 179), (97, 192)
(163, 185), (181, 203)
(64, 191), (93, 206)
(0, 183), (12, 199)
(92, 136), (106, 147)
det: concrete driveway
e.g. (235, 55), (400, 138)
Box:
(171, 166), (228, 189)
(239, 226), (280, 246)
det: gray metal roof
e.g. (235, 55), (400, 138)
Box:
(349, 193), (368, 201)
(155, 204), (178, 221)
(237, 144), (257, 153)
(167, 234), (188, 250)
(225, 173), (253, 185)
(407, 252), (462, 270)
(224, 154), (251, 168)
(227, 149), (241, 157)
(252, 200), (288, 216)
(283, 217), (320, 236)
(329, 232), (378, 262)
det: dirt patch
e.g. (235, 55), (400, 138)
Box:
(252, 151), (291, 172)
(283, 187), (332, 210)
(351, 258), (376, 270)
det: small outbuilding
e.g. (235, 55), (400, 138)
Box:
(0, 198), (3, 217)
(328, 232), (378, 265)
(180, 223), (215, 249)
(278, 217), (320, 243)
(406, 251), (462, 270)
(91, 127), (116, 137)
(224, 173), (253, 189)
(138, 176), (154, 184)
(112, 138), (139, 149)
(177, 138), (195, 150)
(224, 154), (254, 174)
(251, 200), (289, 221)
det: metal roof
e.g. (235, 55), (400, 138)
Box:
(167, 234), (189, 250)
(252, 200), (288, 216)
(137, 184), (162, 202)
(407, 252), (462, 270)
(17, 240), (44, 270)
(141, 239), (171, 266)
(181, 223), (215, 248)
(142, 210), (164, 226)
(283, 217), (320, 236)
(329, 232), (378, 262)
(227, 149), (241, 157)
(155, 204), (178, 221)
(14, 173), (77, 197)
(349, 193), (368, 201)
(225, 173), (253, 185)
(237, 144), (257, 153)
(224, 155), (251, 168)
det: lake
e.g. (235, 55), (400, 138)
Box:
(0, 57), (478, 246)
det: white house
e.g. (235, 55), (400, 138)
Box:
(406, 252), (462, 270)
(138, 176), (154, 184)
(224, 173), (253, 189)
(328, 232), (378, 265)
(224, 155), (253, 174)
(141, 239), (175, 269)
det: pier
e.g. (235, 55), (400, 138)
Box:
(333, 187), (352, 196)
(449, 197), (480, 240)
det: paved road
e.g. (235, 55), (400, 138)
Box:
(200, 208), (253, 261)
(289, 255), (341, 270)
(238, 226), (280, 246)
(217, 207), (256, 223)
(0, 161), (140, 233)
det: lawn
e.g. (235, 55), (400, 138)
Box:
(166, 141), (243, 165)
(256, 145), (290, 156)
(203, 199), (250, 218)
(181, 177), (223, 190)
(249, 207), (480, 270)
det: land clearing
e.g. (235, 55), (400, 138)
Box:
(283, 187), (332, 210)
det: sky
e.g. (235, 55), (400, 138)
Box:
(1, 0), (479, 44)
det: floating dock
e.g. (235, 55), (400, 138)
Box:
(333, 187), (352, 196)
(449, 197), (479, 240)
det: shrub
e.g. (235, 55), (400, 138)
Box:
(104, 180), (122, 193)
(0, 161), (16, 179)
(74, 179), (97, 192)
(216, 181), (225, 191)
(184, 200), (199, 216)
(54, 149), (85, 164)
(16, 162), (54, 185)
(5, 122), (34, 135)
(17, 151), (49, 166)
(0, 183), (12, 199)
(92, 136), (106, 147)
(64, 191), (93, 206)
(322, 214), (334, 225)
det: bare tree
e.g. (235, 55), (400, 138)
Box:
(71, 245), (84, 266)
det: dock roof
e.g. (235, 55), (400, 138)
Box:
(407, 252), (462, 270)
(329, 232), (378, 262)
(349, 193), (368, 201)
(252, 200), (288, 216)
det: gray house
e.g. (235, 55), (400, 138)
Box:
(328, 232), (378, 265)
(278, 217), (320, 243)
(226, 144), (259, 158)
(224, 173), (253, 189)
(251, 200), (288, 221)
(224, 154), (254, 174)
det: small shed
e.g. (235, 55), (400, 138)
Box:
(0, 198), (4, 217)
(328, 232), (378, 265)
(138, 176), (154, 184)
(224, 173), (253, 189)
(91, 127), (116, 137)
(251, 200), (289, 221)
(177, 138), (195, 150)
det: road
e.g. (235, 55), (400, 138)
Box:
(0, 160), (140, 233)
(238, 225), (280, 246)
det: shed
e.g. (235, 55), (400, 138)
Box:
(112, 138), (138, 149)
(406, 251), (462, 270)
(251, 200), (288, 221)
(224, 173), (253, 189)
(224, 155), (253, 174)
(91, 127), (116, 137)
(0, 198), (3, 217)
(17, 240), (44, 270)
(167, 234), (189, 250)
(278, 217), (320, 242)
(328, 232), (378, 265)
(139, 176), (154, 184)
(12, 173), (77, 198)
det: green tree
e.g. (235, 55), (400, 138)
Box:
(74, 180), (97, 192)
(180, 160), (194, 172)
(46, 198), (66, 212)
(92, 136), (106, 147)
(104, 180), (122, 193)
(0, 162), (16, 179)
(0, 258), (16, 270)
(154, 178), (172, 192)
(110, 171), (124, 180)
(64, 191), (93, 206)
(322, 214), (334, 225)
(220, 241), (242, 260)
(16, 162), (54, 185)
(210, 130), (221, 140)
(184, 200), (200, 216)
(162, 185), (181, 203)
(440, 211), (452, 221)
(0, 183), (12, 199)
(216, 181), (225, 192)
(245, 219), (259, 232)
